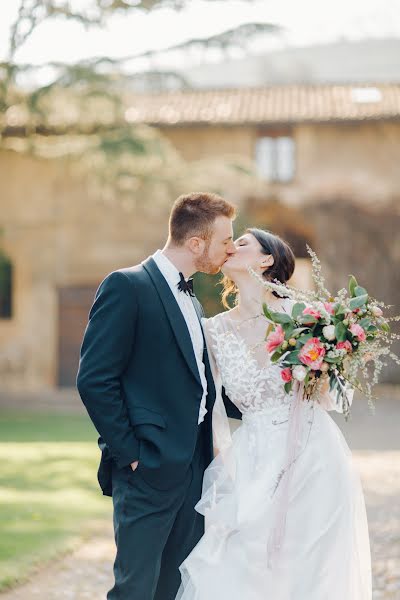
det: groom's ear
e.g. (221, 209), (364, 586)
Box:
(187, 236), (206, 256)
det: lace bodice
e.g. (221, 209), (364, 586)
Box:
(204, 309), (293, 415)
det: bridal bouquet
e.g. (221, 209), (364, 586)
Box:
(253, 247), (400, 418)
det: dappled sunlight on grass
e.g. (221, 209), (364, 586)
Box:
(0, 413), (112, 591)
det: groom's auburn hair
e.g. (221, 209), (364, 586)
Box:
(169, 192), (236, 245)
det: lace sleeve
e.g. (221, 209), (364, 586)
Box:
(202, 317), (232, 453)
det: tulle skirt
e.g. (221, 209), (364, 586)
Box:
(177, 402), (371, 600)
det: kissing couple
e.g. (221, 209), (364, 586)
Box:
(77, 192), (371, 600)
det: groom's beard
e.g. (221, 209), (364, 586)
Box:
(194, 245), (222, 275)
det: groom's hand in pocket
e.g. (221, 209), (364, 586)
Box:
(130, 460), (139, 472)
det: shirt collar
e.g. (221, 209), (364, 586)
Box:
(152, 249), (182, 289)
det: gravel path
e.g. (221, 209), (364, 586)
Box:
(1, 387), (399, 599)
(1, 451), (399, 600)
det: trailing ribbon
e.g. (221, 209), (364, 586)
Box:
(267, 380), (305, 568)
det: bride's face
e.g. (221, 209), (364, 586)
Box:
(222, 233), (273, 278)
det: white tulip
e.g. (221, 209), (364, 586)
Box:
(293, 365), (308, 381)
(322, 325), (336, 341)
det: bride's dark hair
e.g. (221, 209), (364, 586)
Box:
(221, 228), (295, 309)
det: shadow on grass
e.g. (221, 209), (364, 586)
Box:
(0, 411), (111, 591)
(0, 411), (98, 443)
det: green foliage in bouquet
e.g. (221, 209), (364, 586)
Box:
(252, 247), (400, 418)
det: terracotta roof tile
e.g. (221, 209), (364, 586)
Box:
(124, 84), (400, 126)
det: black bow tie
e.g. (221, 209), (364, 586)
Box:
(177, 272), (195, 296)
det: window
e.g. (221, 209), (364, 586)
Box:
(255, 135), (295, 183)
(0, 252), (13, 319)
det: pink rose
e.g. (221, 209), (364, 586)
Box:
(324, 302), (335, 315)
(266, 324), (285, 353)
(302, 307), (321, 320)
(281, 367), (293, 383)
(299, 337), (326, 370)
(349, 323), (366, 342)
(336, 340), (353, 353)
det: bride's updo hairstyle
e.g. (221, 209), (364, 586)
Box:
(221, 228), (295, 309)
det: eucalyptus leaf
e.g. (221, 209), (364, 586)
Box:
(359, 317), (371, 329)
(298, 315), (317, 325)
(354, 285), (368, 297)
(270, 312), (293, 325)
(349, 294), (368, 310)
(292, 302), (306, 320)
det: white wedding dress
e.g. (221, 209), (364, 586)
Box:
(177, 308), (372, 600)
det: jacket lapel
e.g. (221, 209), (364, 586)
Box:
(191, 296), (216, 409)
(142, 257), (201, 386)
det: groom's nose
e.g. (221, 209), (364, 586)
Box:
(226, 241), (236, 255)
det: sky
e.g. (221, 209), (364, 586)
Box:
(0, 0), (399, 67)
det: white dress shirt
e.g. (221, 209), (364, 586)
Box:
(152, 250), (208, 424)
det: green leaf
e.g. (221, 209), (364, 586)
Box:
(349, 294), (368, 310)
(380, 321), (390, 333)
(284, 381), (293, 394)
(284, 351), (302, 365)
(354, 285), (368, 297)
(270, 312), (293, 325)
(265, 323), (274, 338)
(348, 275), (358, 297)
(335, 321), (347, 342)
(298, 333), (314, 345)
(334, 304), (346, 317)
(297, 315), (317, 325)
(282, 323), (294, 336)
(292, 302), (306, 320)
(291, 327), (308, 337)
(263, 303), (273, 320)
(359, 317), (371, 329)
(270, 351), (283, 363)
(324, 355), (340, 364)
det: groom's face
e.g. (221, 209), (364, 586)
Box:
(194, 216), (235, 275)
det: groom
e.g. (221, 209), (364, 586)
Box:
(77, 192), (240, 600)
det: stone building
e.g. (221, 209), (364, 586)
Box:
(1, 83), (399, 390)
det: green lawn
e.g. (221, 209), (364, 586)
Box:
(0, 411), (112, 591)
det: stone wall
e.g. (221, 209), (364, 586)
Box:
(0, 150), (172, 390)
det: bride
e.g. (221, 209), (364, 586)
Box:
(177, 228), (372, 600)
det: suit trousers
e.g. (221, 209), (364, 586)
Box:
(107, 424), (206, 600)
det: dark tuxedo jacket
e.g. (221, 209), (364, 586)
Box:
(77, 257), (241, 496)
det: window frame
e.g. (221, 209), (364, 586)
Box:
(255, 126), (296, 183)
